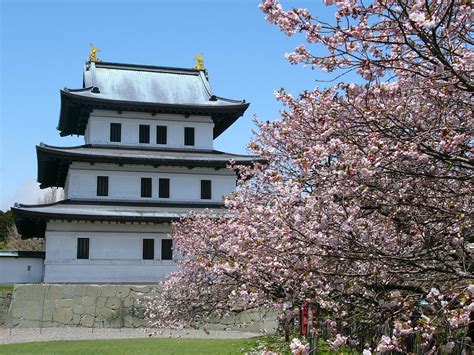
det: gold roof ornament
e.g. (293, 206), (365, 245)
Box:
(193, 53), (204, 70)
(89, 44), (102, 63)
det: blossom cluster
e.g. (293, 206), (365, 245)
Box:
(146, 1), (473, 352)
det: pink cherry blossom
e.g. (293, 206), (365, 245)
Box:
(146, 1), (473, 352)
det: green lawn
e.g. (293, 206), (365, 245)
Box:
(0, 337), (261, 355)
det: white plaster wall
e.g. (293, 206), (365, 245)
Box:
(63, 174), (70, 199)
(66, 163), (237, 203)
(44, 221), (179, 283)
(85, 110), (214, 150)
(44, 264), (177, 283)
(0, 258), (44, 283)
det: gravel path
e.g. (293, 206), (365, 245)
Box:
(0, 327), (261, 345)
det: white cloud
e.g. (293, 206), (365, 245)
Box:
(1, 180), (44, 211)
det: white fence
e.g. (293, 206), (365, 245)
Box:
(0, 251), (44, 283)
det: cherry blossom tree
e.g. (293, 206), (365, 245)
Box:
(146, 1), (473, 352)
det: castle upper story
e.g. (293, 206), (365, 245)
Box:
(58, 61), (250, 151)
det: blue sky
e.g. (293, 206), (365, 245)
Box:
(0, 0), (335, 210)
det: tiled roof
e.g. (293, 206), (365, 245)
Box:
(81, 62), (243, 107)
(58, 62), (250, 138)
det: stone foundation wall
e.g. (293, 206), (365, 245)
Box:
(0, 290), (13, 325)
(6, 284), (156, 329)
(5, 284), (277, 332)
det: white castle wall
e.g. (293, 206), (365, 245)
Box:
(0, 257), (44, 284)
(65, 163), (236, 203)
(85, 110), (214, 150)
(45, 107), (239, 283)
(44, 221), (179, 283)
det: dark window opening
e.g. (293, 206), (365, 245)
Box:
(110, 123), (121, 142)
(97, 176), (109, 196)
(156, 126), (167, 144)
(159, 178), (170, 198)
(77, 238), (90, 259)
(143, 239), (154, 260)
(141, 177), (152, 198)
(201, 180), (212, 200)
(184, 127), (195, 146)
(161, 239), (173, 260)
(139, 125), (150, 144)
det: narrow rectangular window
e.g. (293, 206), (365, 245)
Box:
(139, 124), (150, 144)
(143, 239), (154, 260)
(156, 126), (167, 144)
(97, 176), (109, 196)
(161, 239), (173, 260)
(77, 238), (89, 259)
(201, 180), (212, 200)
(110, 123), (121, 142)
(159, 178), (170, 198)
(141, 177), (152, 198)
(184, 127), (195, 146)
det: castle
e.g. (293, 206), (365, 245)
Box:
(12, 55), (257, 283)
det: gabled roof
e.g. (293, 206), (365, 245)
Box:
(12, 199), (227, 239)
(36, 144), (263, 189)
(58, 62), (250, 138)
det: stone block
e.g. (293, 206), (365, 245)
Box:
(10, 304), (23, 318)
(62, 285), (76, 299)
(53, 308), (73, 324)
(116, 287), (131, 299)
(75, 286), (87, 297)
(47, 285), (64, 299)
(11, 287), (27, 301)
(12, 300), (42, 320)
(106, 298), (121, 310)
(36, 287), (49, 301)
(79, 296), (96, 306)
(81, 314), (94, 327)
(123, 314), (134, 328)
(55, 299), (73, 308)
(72, 313), (82, 325)
(123, 297), (134, 308)
(125, 314), (146, 328)
(100, 286), (117, 298)
(8, 316), (20, 327)
(84, 305), (96, 316)
(73, 304), (85, 315)
(110, 317), (122, 328)
(86, 286), (99, 297)
(43, 299), (55, 310)
(99, 307), (114, 320)
(96, 296), (107, 308)
(42, 306), (54, 321)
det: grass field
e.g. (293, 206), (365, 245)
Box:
(0, 337), (263, 355)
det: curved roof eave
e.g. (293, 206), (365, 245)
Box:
(12, 199), (229, 239)
(57, 89), (250, 138)
(12, 206), (181, 239)
(36, 144), (264, 189)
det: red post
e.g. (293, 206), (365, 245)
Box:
(300, 303), (309, 337)
(300, 302), (319, 338)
